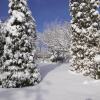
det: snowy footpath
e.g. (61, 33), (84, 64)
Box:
(0, 62), (100, 100)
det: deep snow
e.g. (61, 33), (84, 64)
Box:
(0, 62), (100, 100)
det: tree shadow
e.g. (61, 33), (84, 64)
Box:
(0, 89), (13, 100)
(85, 98), (93, 100)
(0, 80), (50, 100)
(39, 63), (62, 79)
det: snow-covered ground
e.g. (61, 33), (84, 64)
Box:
(0, 62), (100, 100)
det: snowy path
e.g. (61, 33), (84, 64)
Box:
(0, 63), (100, 100)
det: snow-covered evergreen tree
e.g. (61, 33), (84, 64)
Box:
(1, 0), (41, 88)
(70, 0), (100, 79)
(0, 21), (5, 85)
(0, 21), (5, 67)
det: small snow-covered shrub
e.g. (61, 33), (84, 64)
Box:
(50, 56), (65, 63)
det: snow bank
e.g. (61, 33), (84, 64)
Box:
(0, 63), (100, 100)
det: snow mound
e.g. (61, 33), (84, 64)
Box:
(0, 63), (100, 100)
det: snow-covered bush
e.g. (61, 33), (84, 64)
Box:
(70, 0), (100, 79)
(43, 21), (71, 62)
(50, 55), (65, 63)
(1, 0), (41, 88)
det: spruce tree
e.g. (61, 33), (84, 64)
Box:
(1, 0), (41, 88)
(70, 0), (100, 79)
(0, 21), (5, 65)
(0, 21), (5, 85)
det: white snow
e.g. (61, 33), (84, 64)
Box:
(81, 3), (86, 7)
(0, 62), (100, 100)
(92, 22), (98, 27)
(94, 54), (100, 63)
(93, 11), (99, 16)
(6, 37), (12, 44)
(90, 0), (95, 3)
(76, 12), (82, 17)
(29, 56), (33, 61)
(12, 10), (25, 22)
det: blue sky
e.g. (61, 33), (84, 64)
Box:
(0, 0), (71, 32)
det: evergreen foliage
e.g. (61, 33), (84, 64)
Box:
(70, 0), (100, 79)
(1, 0), (41, 88)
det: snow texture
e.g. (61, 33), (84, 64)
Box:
(0, 63), (100, 100)
(94, 55), (100, 63)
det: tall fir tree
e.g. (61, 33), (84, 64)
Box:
(0, 21), (5, 66)
(1, 0), (41, 88)
(70, 0), (100, 79)
(0, 21), (5, 85)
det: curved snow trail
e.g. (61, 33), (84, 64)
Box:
(0, 63), (100, 100)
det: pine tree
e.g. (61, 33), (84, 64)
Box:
(70, 0), (100, 79)
(1, 0), (41, 88)
(0, 21), (5, 85)
(0, 21), (5, 64)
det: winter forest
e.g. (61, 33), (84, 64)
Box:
(0, 0), (100, 100)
